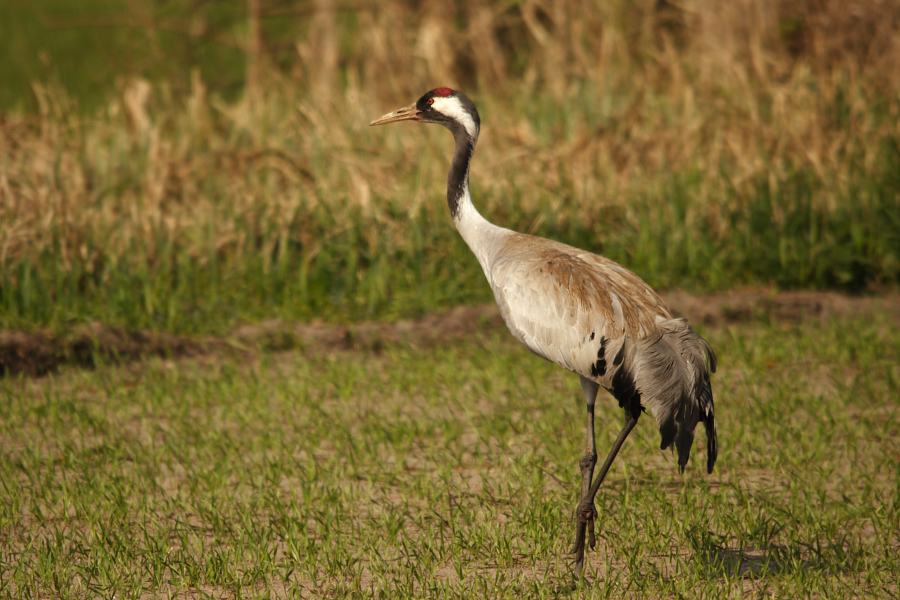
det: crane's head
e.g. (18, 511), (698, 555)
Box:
(370, 88), (480, 143)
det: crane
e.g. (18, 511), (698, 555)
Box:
(370, 88), (718, 581)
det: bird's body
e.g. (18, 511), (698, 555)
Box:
(371, 88), (717, 582)
(487, 231), (717, 471)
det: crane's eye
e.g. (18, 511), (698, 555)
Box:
(427, 98), (434, 105)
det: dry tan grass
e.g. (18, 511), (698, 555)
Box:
(0, 0), (898, 296)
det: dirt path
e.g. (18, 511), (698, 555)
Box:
(2, 290), (897, 377)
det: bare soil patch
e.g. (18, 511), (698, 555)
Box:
(2, 290), (897, 378)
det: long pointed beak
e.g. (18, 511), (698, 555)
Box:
(369, 102), (421, 126)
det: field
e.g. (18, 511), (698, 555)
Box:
(2, 0), (900, 598)
(2, 302), (899, 598)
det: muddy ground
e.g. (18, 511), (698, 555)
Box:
(2, 290), (897, 377)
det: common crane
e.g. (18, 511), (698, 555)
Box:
(370, 88), (718, 580)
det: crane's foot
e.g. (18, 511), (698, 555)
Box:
(571, 499), (598, 578)
(552, 500), (598, 593)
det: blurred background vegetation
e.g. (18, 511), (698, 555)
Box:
(1, 0), (899, 334)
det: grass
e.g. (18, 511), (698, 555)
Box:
(2, 0), (900, 334)
(1, 314), (898, 598)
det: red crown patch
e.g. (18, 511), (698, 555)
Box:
(432, 87), (453, 97)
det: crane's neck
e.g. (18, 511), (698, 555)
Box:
(446, 128), (509, 280)
(447, 131), (477, 222)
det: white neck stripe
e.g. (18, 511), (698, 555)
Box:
(432, 96), (478, 140)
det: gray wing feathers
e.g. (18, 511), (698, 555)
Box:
(489, 234), (670, 351)
(622, 318), (717, 473)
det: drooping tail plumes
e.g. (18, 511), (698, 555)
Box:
(609, 318), (717, 473)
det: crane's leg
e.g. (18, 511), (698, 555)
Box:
(572, 402), (641, 581)
(571, 377), (600, 582)
(577, 377), (600, 527)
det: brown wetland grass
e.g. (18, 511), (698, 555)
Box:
(1, 0), (899, 335)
